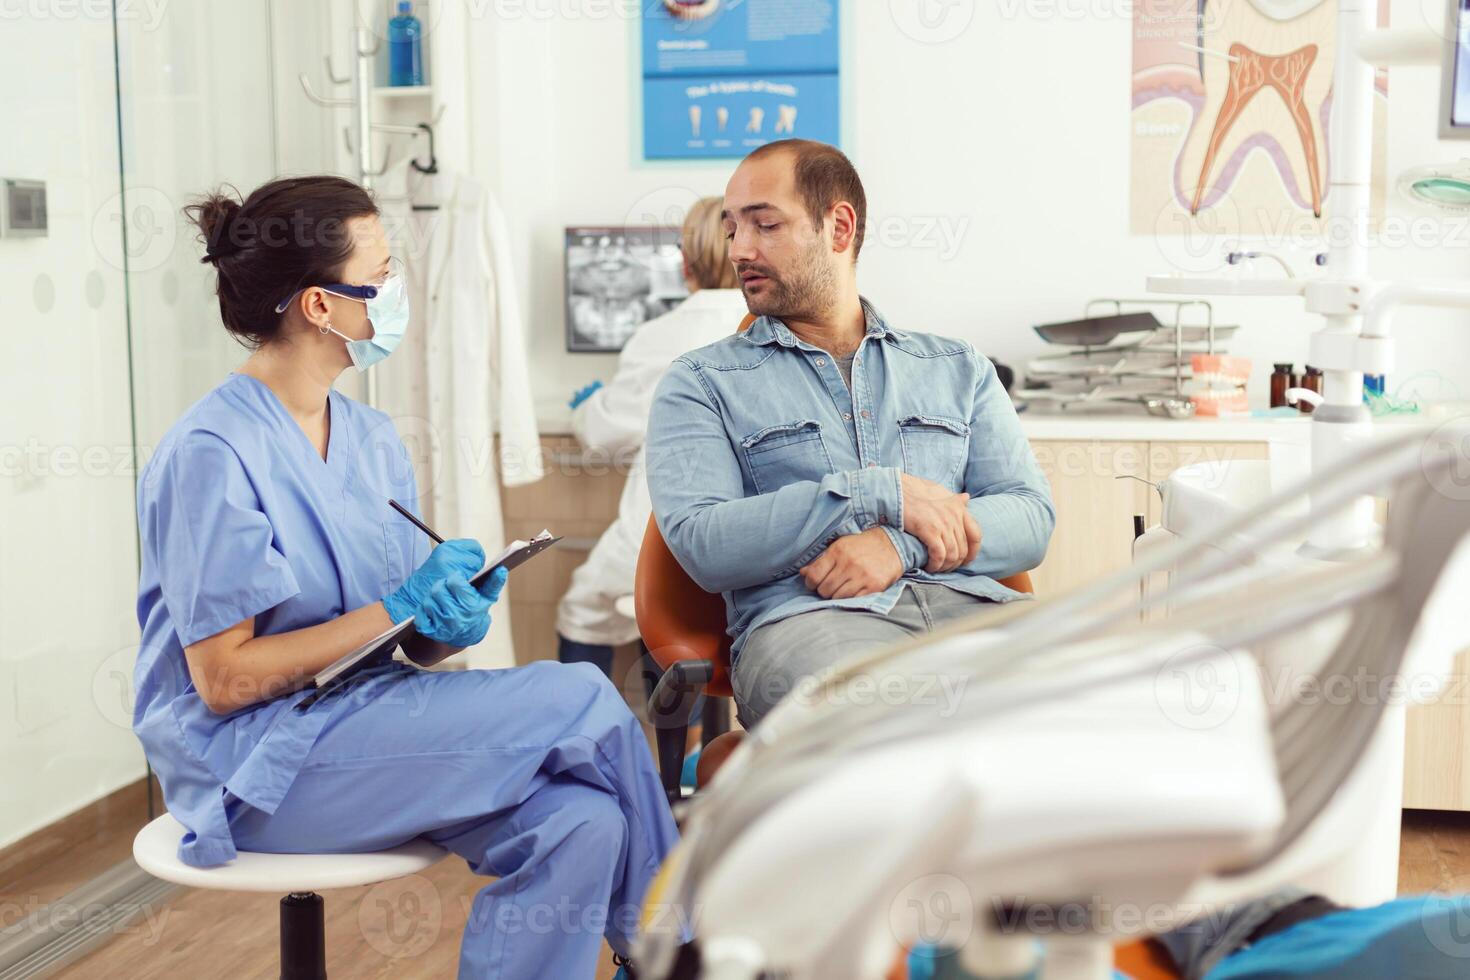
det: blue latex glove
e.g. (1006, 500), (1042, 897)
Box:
(382, 538), (485, 624)
(569, 380), (604, 409)
(415, 567), (508, 648)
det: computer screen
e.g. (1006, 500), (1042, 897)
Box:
(1443, 0), (1470, 137)
(564, 226), (689, 353)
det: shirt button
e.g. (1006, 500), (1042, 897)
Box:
(879, 515), (889, 524)
(842, 412), (853, 421)
(860, 409), (871, 419)
(867, 462), (878, 468)
(815, 357), (827, 367)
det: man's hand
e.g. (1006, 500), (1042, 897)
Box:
(901, 473), (982, 573)
(799, 527), (905, 599)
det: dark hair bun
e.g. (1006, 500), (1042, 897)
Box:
(184, 189), (244, 265)
(182, 176), (379, 349)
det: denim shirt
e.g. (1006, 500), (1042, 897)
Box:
(646, 299), (1055, 656)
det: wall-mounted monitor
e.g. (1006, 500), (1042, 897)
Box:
(1442, 0), (1470, 138)
(565, 226), (688, 353)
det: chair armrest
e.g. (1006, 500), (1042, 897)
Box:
(648, 659), (715, 805)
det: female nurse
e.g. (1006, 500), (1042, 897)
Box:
(131, 176), (676, 979)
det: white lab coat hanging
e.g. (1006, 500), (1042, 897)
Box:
(377, 169), (543, 669)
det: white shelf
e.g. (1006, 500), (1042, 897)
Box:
(373, 85), (432, 99)
(1146, 275), (1307, 298)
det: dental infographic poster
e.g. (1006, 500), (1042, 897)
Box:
(642, 0), (840, 160)
(1131, 0), (1388, 241)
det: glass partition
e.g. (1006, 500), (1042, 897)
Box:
(0, 0), (320, 963)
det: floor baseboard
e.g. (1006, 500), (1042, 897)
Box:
(0, 858), (177, 980)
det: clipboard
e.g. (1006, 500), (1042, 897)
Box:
(295, 531), (561, 710)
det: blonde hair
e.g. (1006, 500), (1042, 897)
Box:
(681, 195), (740, 291)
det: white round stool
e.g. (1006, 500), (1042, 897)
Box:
(133, 813), (446, 980)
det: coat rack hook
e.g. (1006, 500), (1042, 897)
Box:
(411, 123), (438, 175)
(324, 54), (350, 86)
(298, 72), (355, 109)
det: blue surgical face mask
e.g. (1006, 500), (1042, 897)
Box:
(275, 258), (411, 372)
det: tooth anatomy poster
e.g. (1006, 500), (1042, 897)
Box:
(642, 0), (841, 160)
(1132, 0), (1388, 238)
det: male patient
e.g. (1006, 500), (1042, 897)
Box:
(646, 139), (1054, 727)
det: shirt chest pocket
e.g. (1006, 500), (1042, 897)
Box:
(897, 415), (971, 488)
(381, 521), (419, 595)
(741, 419), (835, 495)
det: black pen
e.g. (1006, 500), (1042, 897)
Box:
(388, 499), (445, 544)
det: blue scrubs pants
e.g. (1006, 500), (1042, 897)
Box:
(226, 660), (678, 979)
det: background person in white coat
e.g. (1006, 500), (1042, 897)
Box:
(558, 197), (749, 676)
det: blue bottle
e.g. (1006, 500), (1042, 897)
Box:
(388, 1), (423, 87)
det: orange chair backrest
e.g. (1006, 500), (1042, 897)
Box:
(635, 515), (736, 696)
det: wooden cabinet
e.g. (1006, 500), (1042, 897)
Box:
(1028, 439), (1268, 595)
(500, 435), (628, 665)
(1028, 441), (1150, 596)
(1404, 656), (1470, 811)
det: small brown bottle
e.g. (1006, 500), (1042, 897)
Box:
(1270, 363), (1297, 408)
(1299, 365), (1324, 414)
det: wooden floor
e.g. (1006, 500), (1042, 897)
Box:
(33, 809), (1470, 978)
(54, 853), (624, 980)
(0, 777), (155, 913)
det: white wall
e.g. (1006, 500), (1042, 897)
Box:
(0, 14), (147, 850)
(462, 0), (1470, 418)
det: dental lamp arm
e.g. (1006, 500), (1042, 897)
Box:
(1362, 282), (1470, 341)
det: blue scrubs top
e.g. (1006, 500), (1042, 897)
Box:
(133, 373), (431, 867)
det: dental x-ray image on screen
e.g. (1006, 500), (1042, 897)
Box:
(564, 227), (688, 352)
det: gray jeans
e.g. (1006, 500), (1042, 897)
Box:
(731, 582), (993, 727)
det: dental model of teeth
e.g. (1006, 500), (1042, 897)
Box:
(1190, 353), (1252, 416)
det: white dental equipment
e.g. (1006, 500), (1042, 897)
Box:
(635, 424), (1470, 980)
(1147, 0), (1470, 555)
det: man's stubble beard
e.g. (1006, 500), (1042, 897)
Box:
(743, 237), (840, 323)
